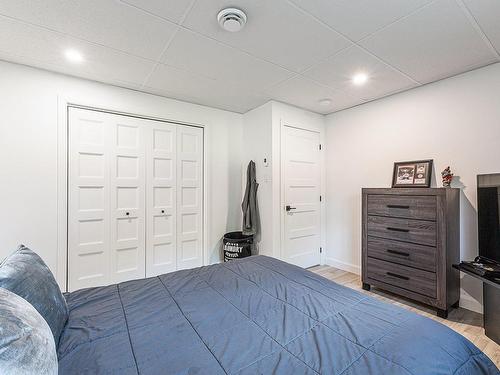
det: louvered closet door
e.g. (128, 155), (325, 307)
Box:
(177, 126), (203, 270)
(145, 122), (177, 277)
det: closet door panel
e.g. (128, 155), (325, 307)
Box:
(68, 108), (111, 291)
(109, 115), (146, 283)
(177, 126), (203, 270)
(145, 123), (177, 277)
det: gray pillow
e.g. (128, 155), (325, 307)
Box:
(0, 287), (58, 374)
(0, 245), (68, 346)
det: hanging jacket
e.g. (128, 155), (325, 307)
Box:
(242, 160), (259, 236)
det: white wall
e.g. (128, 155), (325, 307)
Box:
(0, 60), (243, 287)
(325, 62), (500, 313)
(242, 102), (273, 255)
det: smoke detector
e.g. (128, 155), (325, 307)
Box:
(217, 8), (247, 32)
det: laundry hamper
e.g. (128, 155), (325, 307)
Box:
(223, 231), (253, 262)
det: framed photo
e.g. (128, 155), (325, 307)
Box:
(392, 159), (433, 188)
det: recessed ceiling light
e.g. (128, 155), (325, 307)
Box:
(64, 49), (84, 64)
(217, 8), (247, 32)
(318, 98), (332, 106)
(352, 73), (368, 86)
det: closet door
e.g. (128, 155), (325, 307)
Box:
(68, 108), (146, 290)
(68, 108), (111, 291)
(109, 114), (146, 284)
(69, 108), (204, 290)
(145, 122), (177, 277)
(177, 126), (203, 270)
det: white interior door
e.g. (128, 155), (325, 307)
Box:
(282, 126), (321, 268)
(68, 107), (204, 290)
(145, 122), (177, 276)
(109, 114), (146, 284)
(176, 126), (203, 270)
(68, 108), (111, 290)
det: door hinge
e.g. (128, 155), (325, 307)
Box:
(319, 144), (322, 150)
(320, 195), (322, 202)
(320, 247), (322, 254)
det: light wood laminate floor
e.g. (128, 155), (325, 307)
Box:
(310, 265), (500, 368)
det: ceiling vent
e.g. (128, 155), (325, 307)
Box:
(217, 8), (247, 32)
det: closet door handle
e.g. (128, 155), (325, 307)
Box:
(387, 204), (410, 209)
(386, 227), (409, 233)
(387, 249), (410, 257)
(386, 272), (409, 280)
(285, 205), (296, 212)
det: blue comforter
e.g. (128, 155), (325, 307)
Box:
(58, 256), (499, 374)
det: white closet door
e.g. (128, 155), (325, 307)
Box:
(69, 107), (204, 290)
(145, 122), (177, 277)
(176, 126), (203, 270)
(68, 108), (111, 291)
(109, 114), (146, 284)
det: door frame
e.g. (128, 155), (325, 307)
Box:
(57, 96), (208, 291)
(279, 120), (326, 266)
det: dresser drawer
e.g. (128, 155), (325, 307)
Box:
(366, 257), (437, 298)
(367, 215), (436, 247)
(367, 194), (436, 221)
(366, 237), (436, 272)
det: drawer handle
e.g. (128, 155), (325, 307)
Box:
(387, 204), (410, 209)
(387, 249), (410, 257)
(386, 227), (410, 233)
(386, 272), (409, 280)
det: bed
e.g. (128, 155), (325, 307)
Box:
(58, 255), (498, 374)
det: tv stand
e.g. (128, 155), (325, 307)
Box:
(453, 263), (500, 344)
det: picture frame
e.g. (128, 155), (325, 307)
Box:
(392, 159), (433, 188)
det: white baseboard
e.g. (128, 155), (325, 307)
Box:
(325, 257), (361, 275)
(459, 293), (483, 314)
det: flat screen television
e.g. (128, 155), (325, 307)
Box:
(477, 173), (500, 264)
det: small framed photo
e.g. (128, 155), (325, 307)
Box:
(392, 160), (433, 188)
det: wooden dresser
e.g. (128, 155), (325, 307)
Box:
(362, 188), (460, 318)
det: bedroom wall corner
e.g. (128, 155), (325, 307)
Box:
(324, 62), (500, 314)
(242, 101), (326, 263)
(0, 60), (245, 288)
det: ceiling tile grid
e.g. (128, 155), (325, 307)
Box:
(0, 14), (155, 89)
(358, 0), (499, 84)
(0, 0), (498, 114)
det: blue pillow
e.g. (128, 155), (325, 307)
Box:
(0, 245), (68, 346)
(0, 287), (58, 374)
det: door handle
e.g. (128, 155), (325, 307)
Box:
(285, 205), (296, 212)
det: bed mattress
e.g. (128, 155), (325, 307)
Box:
(58, 255), (499, 374)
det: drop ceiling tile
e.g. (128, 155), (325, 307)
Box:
(360, 0), (498, 84)
(304, 46), (417, 101)
(462, 0), (500, 55)
(0, 0), (178, 60)
(182, 0), (351, 72)
(118, 0), (193, 24)
(265, 76), (361, 114)
(161, 28), (293, 92)
(144, 63), (271, 113)
(0, 16), (154, 89)
(289, 0), (433, 41)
